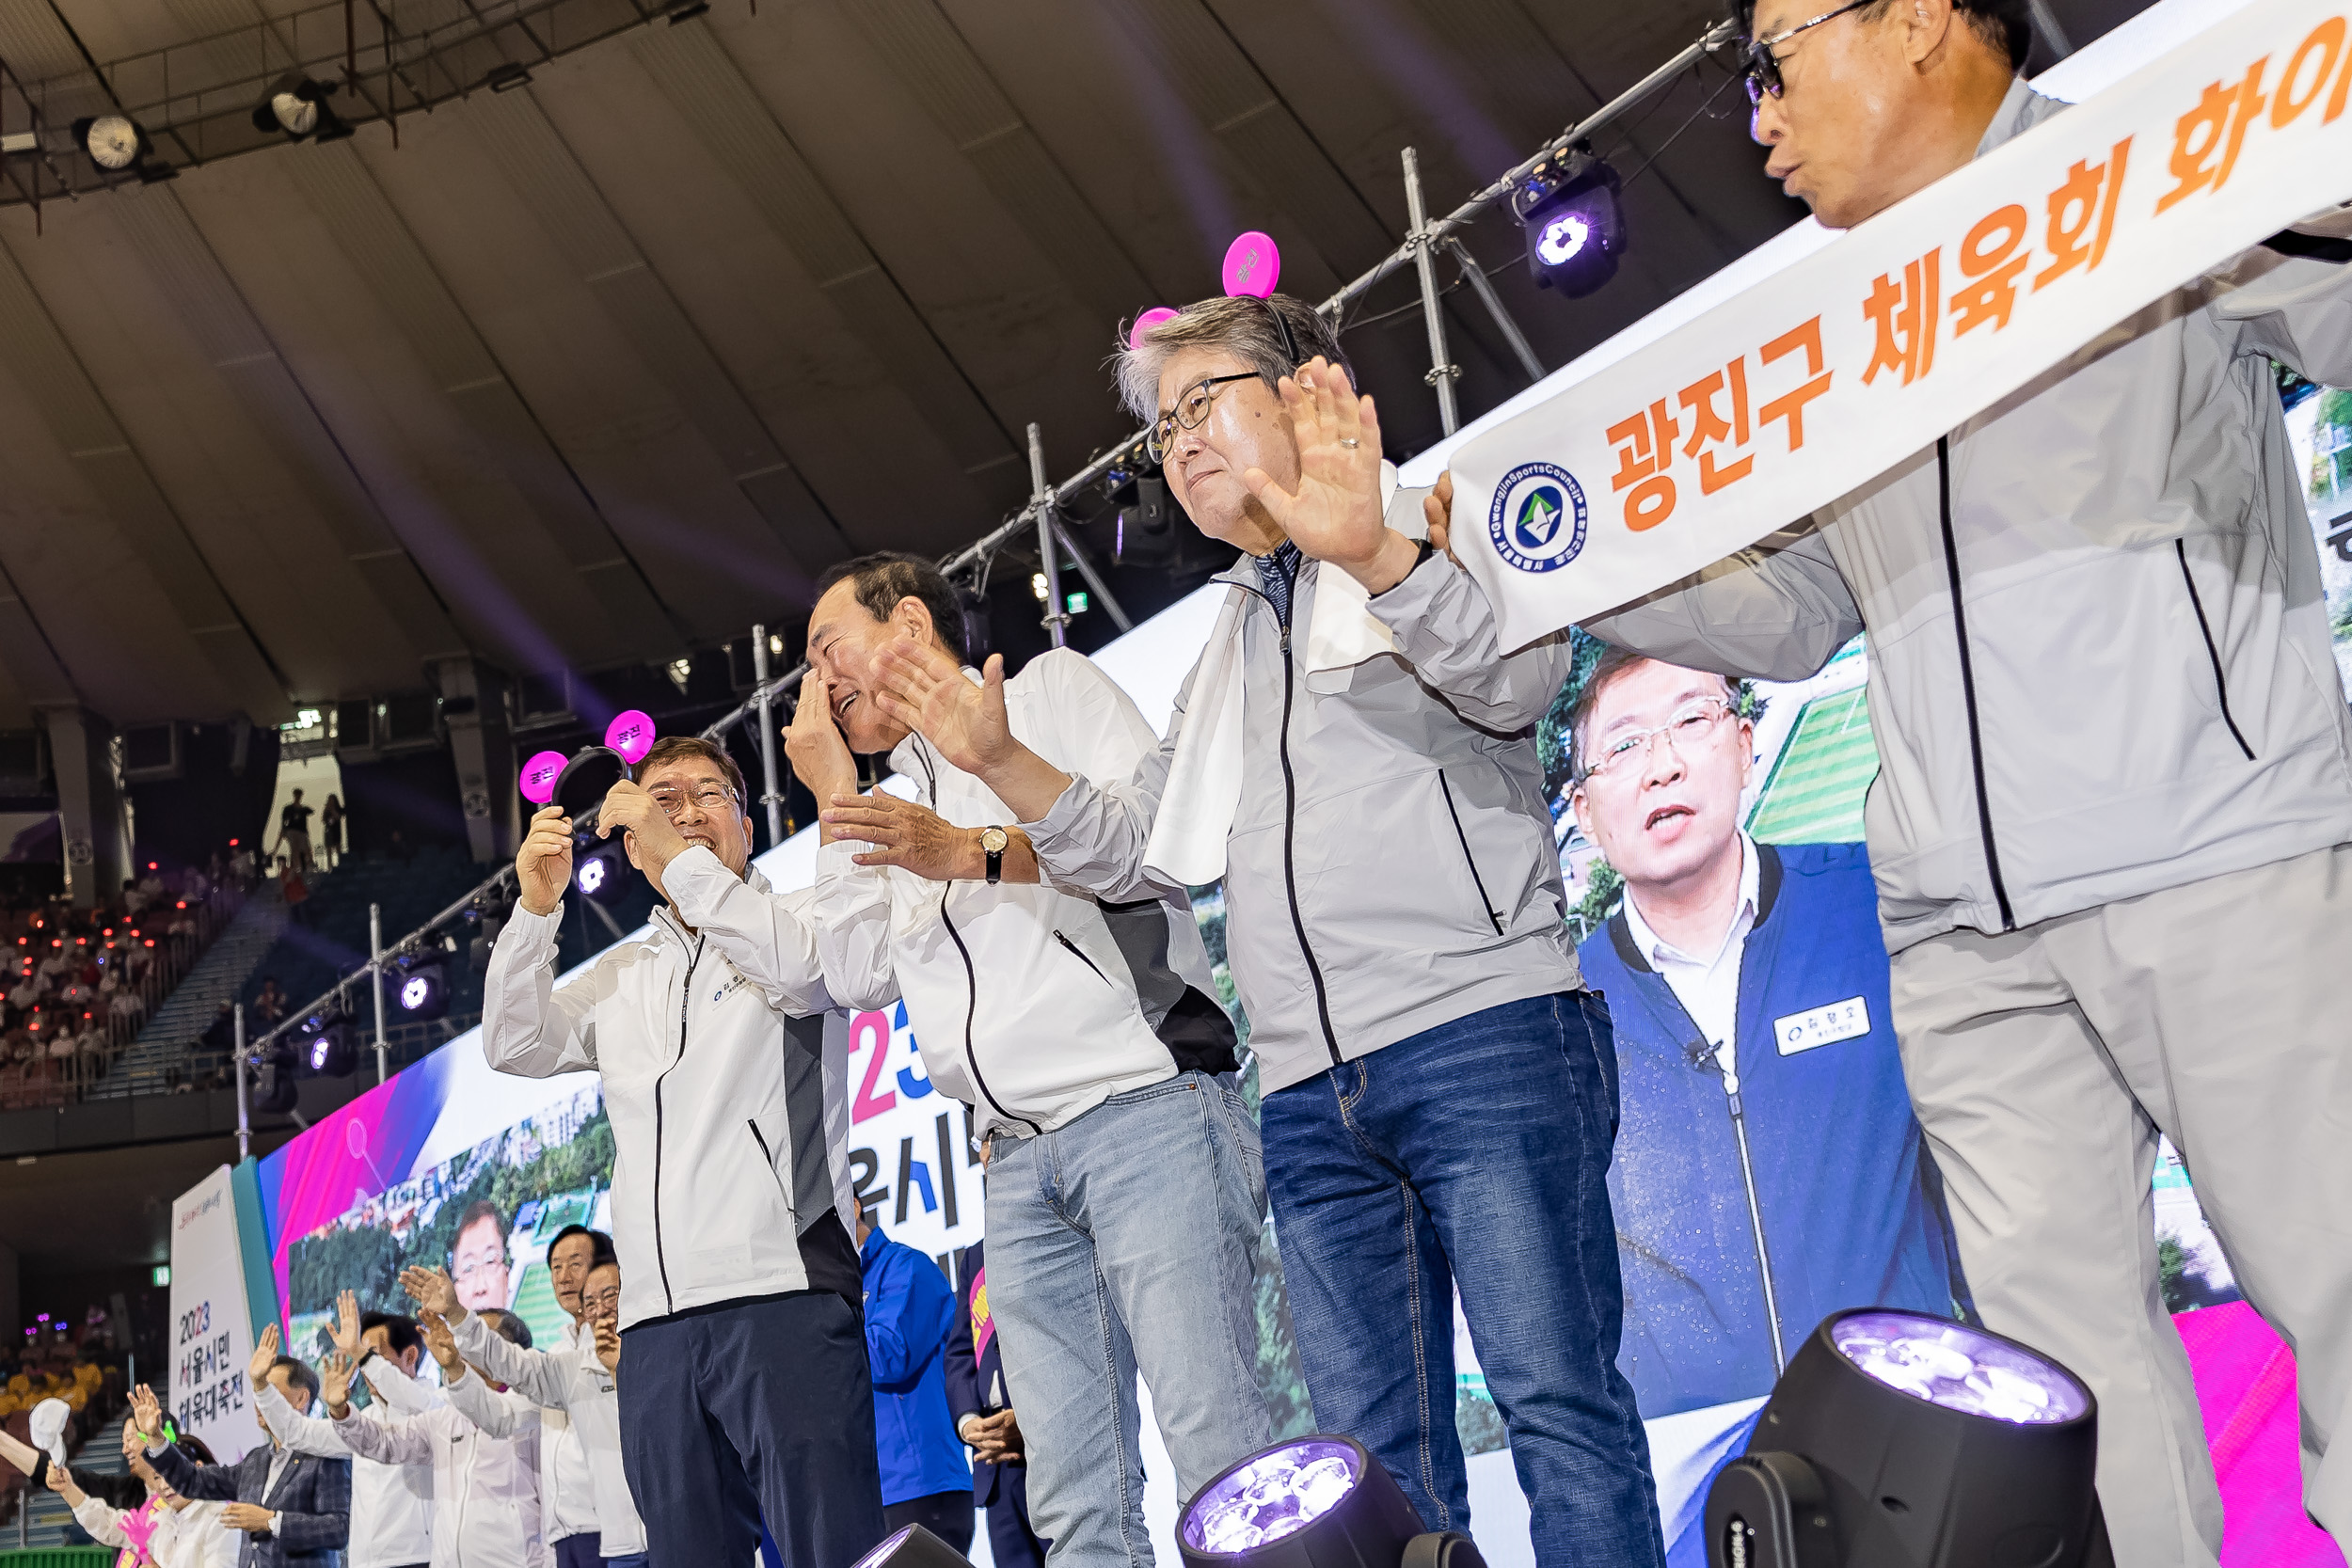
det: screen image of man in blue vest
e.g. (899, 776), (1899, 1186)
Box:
(1565, 648), (1967, 1567)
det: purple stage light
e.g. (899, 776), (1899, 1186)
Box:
(605, 710), (656, 765)
(1830, 1311), (2090, 1425)
(520, 751), (566, 805)
(576, 856), (608, 897)
(399, 975), (431, 1010)
(852, 1527), (916, 1568)
(1130, 307), (1180, 349)
(1183, 1438), (1361, 1555)
(1222, 231), (1280, 299)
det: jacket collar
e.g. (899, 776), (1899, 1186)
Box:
(647, 861), (771, 947)
(858, 1223), (887, 1271)
(1974, 75), (2068, 160)
(1605, 840), (1784, 974)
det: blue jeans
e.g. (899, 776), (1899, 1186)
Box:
(1261, 991), (1664, 1568)
(988, 1070), (1273, 1568)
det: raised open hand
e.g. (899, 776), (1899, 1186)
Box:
(328, 1290), (363, 1360)
(1242, 357), (1415, 592)
(784, 675), (859, 808)
(868, 639), (1013, 778)
(400, 1264), (464, 1323)
(246, 1323), (281, 1389)
(128, 1384), (164, 1441)
(418, 1312), (465, 1382)
(321, 1350), (355, 1413)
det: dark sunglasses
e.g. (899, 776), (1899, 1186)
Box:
(1742, 0), (1873, 104)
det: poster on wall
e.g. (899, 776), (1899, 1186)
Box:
(166, 1166), (259, 1465)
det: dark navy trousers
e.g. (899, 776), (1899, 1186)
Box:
(617, 1290), (884, 1568)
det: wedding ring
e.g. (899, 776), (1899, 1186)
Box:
(1339, 437), (1360, 448)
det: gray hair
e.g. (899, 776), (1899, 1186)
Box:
(1114, 293), (1352, 423)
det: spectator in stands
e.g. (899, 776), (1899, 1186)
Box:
(254, 979), (287, 1029)
(133, 1367), (350, 1568)
(276, 793), (316, 875)
(450, 1201), (513, 1314)
(8, 967), (37, 1012)
(858, 1212), (973, 1554)
(45, 1423), (238, 1568)
(319, 797), (345, 872)
(405, 1257), (645, 1568)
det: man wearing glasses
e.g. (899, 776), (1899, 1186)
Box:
(1565, 650), (1964, 1566)
(1532, 2), (2352, 1561)
(859, 299), (1664, 1567)
(485, 735), (882, 1568)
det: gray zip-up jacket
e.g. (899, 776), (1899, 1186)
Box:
(1590, 79), (2352, 953)
(1026, 546), (1581, 1096)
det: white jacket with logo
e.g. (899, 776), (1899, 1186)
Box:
(812, 650), (1233, 1137)
(483, 858), (849, 1328)
(444, 1311), (643, 1558)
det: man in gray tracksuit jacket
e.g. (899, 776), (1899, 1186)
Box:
(1569, 8), (2352, 1564)
(858, 296), (1662, 1568)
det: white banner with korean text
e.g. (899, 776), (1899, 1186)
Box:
(1447, 0), (2352, 647)
(167, 1165), (261, 1464)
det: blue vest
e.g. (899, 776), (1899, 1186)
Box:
(1579, 840), (1969, 1419)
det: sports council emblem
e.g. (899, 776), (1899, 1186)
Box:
(1486, 462), (1588, 574)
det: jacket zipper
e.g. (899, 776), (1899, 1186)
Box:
(1053, 930), (1110, 984)
(1239, 567), (1344, 1065)
(648, 930), (705, 1317)
(1436, 772), (1504, 935)
(746, 1118), (793, 1207)
(1936, 436), (2016, 930)
(2175, 540), (2256, 761)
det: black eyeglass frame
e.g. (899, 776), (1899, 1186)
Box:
(1741, 0), (1875, 104)
(1148, 372), (1261, 464)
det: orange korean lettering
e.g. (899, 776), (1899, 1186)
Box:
(1677, 359), (1755, 496)
(2158, 57), (2270, 214)
(2034, 138), (2133, 291)
(1949, 204), (2031, 337)
(1606, 404), (1678, 531)
(1759, 317), (1833, 451)
(1863, 251), (1941, 388)
(2272, 18), (2347, 127)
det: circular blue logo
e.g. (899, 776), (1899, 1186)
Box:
(1486, 462), (1588, 574)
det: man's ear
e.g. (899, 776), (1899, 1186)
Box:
(892, 594), (937, 646)
(619, 830), (644, 873)
(1902, 0), (1954, 67)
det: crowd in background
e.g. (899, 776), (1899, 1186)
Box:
(0, 856), (253, 1107)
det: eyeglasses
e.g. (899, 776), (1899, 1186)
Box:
(646, 782), (738, 818)
(1741, 0), (1873, 105)
(580, 1288), (621, 1316)
(1147, 373), (1260, 464)
(1577, 696), (1740, 784)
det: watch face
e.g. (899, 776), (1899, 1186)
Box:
(979, 828), (1009, 853)
(86, 116), (140, 170)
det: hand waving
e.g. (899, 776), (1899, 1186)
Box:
(418, 1312), (466, 1382)
(128, 1383), (164, 1442)
(321, 1351), (355, 1413)
(400, 1263), (464, 1323)
(868, 640), (1013, 778)
(1242, 357), (1410, 590)
(246, 1323), (281, 1389)
(327, 1290), (364, 1361)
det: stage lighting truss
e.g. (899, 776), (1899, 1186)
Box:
(1510, 148), (1625, 298)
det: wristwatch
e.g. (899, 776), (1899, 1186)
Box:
(978, 826), (1009, 885)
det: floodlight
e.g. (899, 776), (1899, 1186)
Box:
(851, 1524), (974, 1568)
(294, 1009), (355, 1077)
(1512, 152), (1625, 298)
(1177, 1435), (1481, 1568)
(251, 74), (351, 143)
(1706, 1308), (2111, 1568)
(393, 960), (447, 1021)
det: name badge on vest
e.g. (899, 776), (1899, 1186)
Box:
(1774, 996), (1869, 1054)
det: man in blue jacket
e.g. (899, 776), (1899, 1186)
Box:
(1567, 649), (1966, 1565)
(946, 1238), (1046, 1568)
(860, 1211), (977, 1553)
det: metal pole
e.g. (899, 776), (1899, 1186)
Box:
(370, 903), (388, 1085)
(2027, 0), (2074, 57)
(750, 624), (786, 845)
(233, 1004), (250, 1164)
(1029, 423), (1068, 648)
(1049, 518), (1133, 633)
(1445, 237), (1545, 387)
(1402, 147), (1460, 436)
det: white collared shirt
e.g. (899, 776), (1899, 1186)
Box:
(1621, 833), (1759, 1077)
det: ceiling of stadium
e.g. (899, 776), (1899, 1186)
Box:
(0, 0), (2149, 728)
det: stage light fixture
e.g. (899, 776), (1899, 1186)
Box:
(294, 1008), (356, 1077)
(393, 959), (448, 1021)
(252, 74), (351, 143)
(1178, 1435), (1482, 1568)
(851, 1524), (974, 1568)
(485, 62), (532, 93)
(1511, 151), (1625, 298)
(72, 115), (151, 174)
(1705, 1308), (2110, 1568)
(574, 840), (631, 907)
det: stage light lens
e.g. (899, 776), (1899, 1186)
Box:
(400, 976), (430, 1010)
(1831, 1311), (2090, 1424)
(577, 858), (606, 896)
(271, 91), (317, 135)
(852, 1527), (916, 1568)
(1535, 213), (1589, 266)
(1182, 1438), (1360, 1554)
(310, 1038), (329, 1070)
